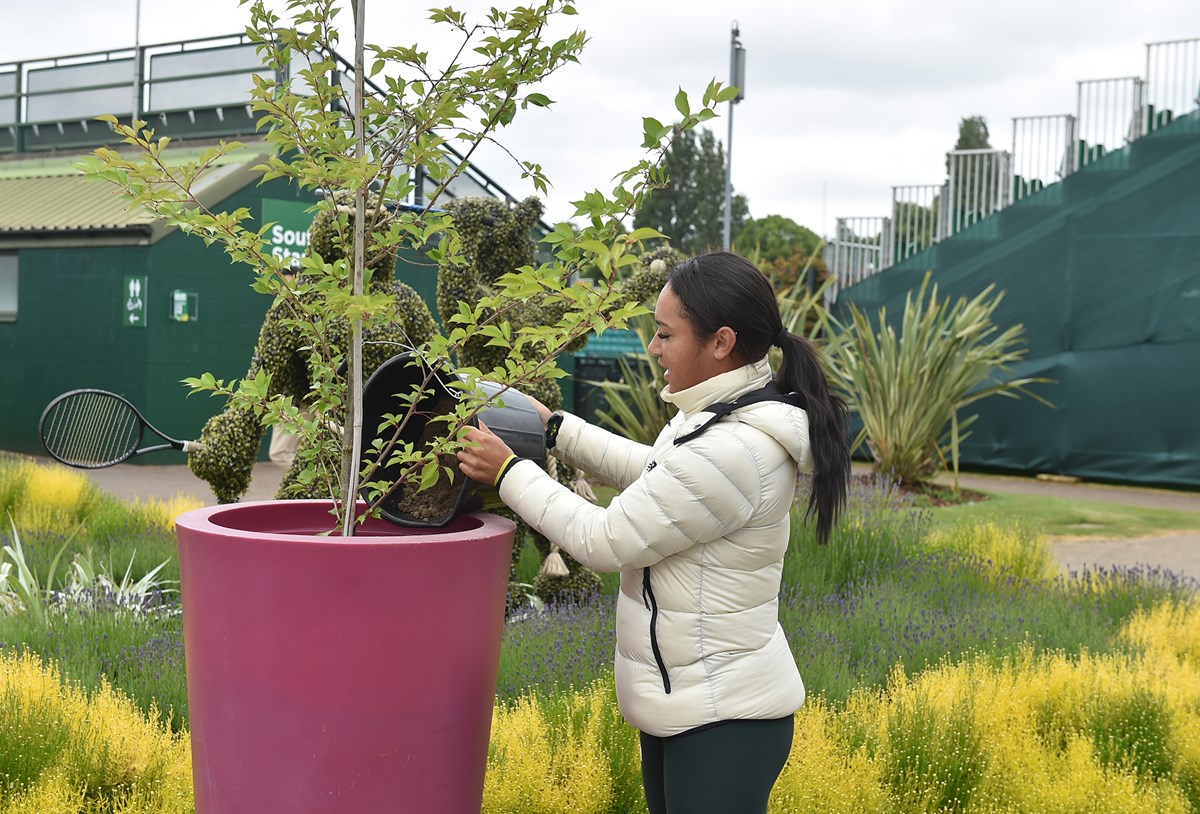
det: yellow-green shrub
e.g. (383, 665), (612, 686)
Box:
(0, 651), (192, 814)
(0, 456), (200, 540)
(1, 460), (99, 535)
(1122, 600), (1200, 806)
(5, 594), (1198, 814)
(783, 644), (1196, 814)
(769, 697), (888, 813)
(124, 495), (205, 538)
(1123, 600), (1200, 665)
(924, 521), (1057, 585)
(484, 681), (629, 814)
(480, 623), (1200, 814)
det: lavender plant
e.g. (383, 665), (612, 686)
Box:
(0, 606), (187, 731)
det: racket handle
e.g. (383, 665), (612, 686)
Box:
(182, 440), (204, 453)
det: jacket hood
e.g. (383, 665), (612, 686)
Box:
(661, 358), (814, 473)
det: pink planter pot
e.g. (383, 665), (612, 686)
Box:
(175, 501), (516, 814)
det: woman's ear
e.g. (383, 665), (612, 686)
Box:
(712, 326), (738, 360)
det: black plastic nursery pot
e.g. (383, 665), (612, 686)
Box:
(359, 352), (545, 527)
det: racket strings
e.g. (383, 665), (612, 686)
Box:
(42, 392), (141, 466)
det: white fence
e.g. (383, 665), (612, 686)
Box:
(1011, 114), (1077, 200)
(825, 36), (1197, 300)
(1145, 37), (1200, 132)
(1076, 76), (1145, 167)
(944, 149), (1012, 236)
(826, 216), (889, 303)
(890, 184), (943, 263)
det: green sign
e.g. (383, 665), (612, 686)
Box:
(123, 275), (147, 328)
(262, 198), (312, 261)
(171, 289), (198, 322)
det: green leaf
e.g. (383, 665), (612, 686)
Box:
(626, 227), (667, 242)
(641, 117), (665, 149)
(674, 88), (690, 117)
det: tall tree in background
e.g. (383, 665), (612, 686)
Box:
(634, 127), (749, 253)
(955, 115), (991, 150)
(735, 214), (821, 260)
(946, 115), (1000, 227)
(733, 214), (825, 287)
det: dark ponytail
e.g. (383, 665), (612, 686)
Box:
(667, 252), (850, 545)
(775, 329), (850, 545)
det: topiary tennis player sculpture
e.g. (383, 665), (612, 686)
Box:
(437, 196), (683, 608)
(436, 195), (597, 607)
(188, 201), (439, 503)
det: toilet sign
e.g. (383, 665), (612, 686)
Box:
(123, 276), (147, 327)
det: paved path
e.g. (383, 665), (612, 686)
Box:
(1050, 534), (1200, 582)
(73, 458), (287, 505)
(27, 455), (1200, 583)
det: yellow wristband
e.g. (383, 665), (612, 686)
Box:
(494, 454), (519, 487)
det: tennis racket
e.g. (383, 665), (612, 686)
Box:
(39, 389), (202, 469)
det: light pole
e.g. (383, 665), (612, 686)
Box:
(131, 0), (142, 123)
(722, 22), (745, 252)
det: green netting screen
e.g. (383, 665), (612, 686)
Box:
(836, 111), (1200, 487)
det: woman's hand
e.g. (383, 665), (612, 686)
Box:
(457, 421), (517, 485)
(524, 393), (552, 426)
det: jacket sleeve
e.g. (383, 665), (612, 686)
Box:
(498, 429), (762, 572)
(549, 412), (656, 490)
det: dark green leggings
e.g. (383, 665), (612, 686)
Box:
(639, 716), (794, 814)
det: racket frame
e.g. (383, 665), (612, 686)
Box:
(38, 388), (198, 469)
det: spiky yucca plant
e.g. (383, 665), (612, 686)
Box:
(826, 272), (1051, 487)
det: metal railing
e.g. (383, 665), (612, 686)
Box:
(0, 35), (265, 153)
(828, 36), (1199, 301)
(826, 216), (889, 303)
(890, 184), (943, 263)
(1011, 114), (1077, 200)
(944, 148), (1012, 236)
(1076, 76), (1145, 168)
(0, 35), (526, 213)
(1145, 37), (1200, 133)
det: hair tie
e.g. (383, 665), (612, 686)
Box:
(774, 326), (789, 347)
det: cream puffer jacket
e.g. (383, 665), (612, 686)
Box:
(498, 358), (812, 737)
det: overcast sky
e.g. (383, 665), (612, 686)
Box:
(2, 1), (1197, 237)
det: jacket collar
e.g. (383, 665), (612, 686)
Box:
(660, 357), (773, 420)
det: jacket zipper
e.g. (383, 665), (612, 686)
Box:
(641, 567), (672, 694)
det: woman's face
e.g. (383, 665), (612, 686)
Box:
(648, 284), (723, 393)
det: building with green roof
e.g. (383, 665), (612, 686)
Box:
(0, 34), (571, 459)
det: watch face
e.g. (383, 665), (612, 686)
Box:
(545, 414), (563, 447)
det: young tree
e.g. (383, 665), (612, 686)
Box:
(633, 126), (748, 253)
(82, 0), (739, 532)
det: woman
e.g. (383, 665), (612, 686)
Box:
(458, 251), (850, 814)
